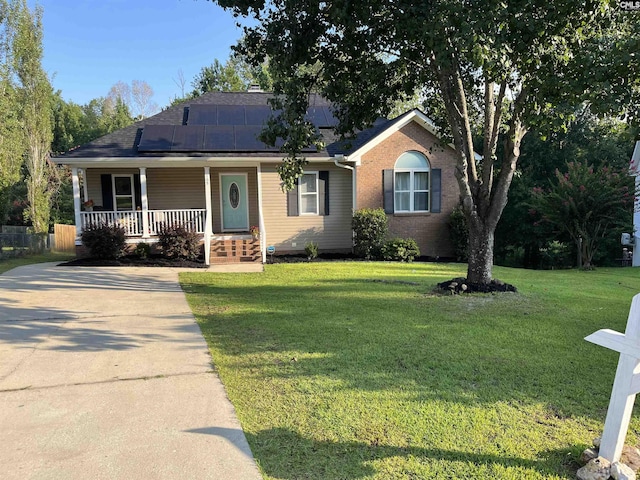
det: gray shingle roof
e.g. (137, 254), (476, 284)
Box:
(55, 91), (400, 160)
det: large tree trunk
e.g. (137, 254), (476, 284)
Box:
(432, 62), (527, 286)
(467, 220), (495, 285)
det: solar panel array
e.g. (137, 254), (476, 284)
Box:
(138, 124), (301, 152)
(187, 104), (338, 128)
(138, 103), (336, 153)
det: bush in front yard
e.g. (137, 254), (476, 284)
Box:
(134, 241), (151, 259)
(305, 241), (319, 260)
(157, 224), (201, 260)
(352, 208), (388, 259)
(81, 223), (126, 260)
(381, 238), (420, 262)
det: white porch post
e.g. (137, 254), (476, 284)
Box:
(204, 167), (213, 266)
(139, 167), (150, 238)
(256, 163), (266, 263)
(72, 167), (82, 239)
(81, 168), (89, 204)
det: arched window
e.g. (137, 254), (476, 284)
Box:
(394, 151), (430, 212)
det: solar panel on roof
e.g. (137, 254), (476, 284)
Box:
(305, 106), (328, 127)
(322, 106), (339, 127)
(137, 125), (175, 151)
(187, 105), (218, 125)
(203, 125), (235, 150)
(217, 105), (246, 125)
(171, 125), (205, 151)
(244, 105), (273, 125)
(235, 125), (272, 151)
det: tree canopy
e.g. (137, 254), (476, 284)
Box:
(495, 110), (637, 269)
(0, 0), (53, 233)
(531, 161), (633, 269)
(169, 52), (272, 106)
(215, 0), (639, 284)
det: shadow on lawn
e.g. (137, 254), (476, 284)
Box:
(185, 278), (620, 420)
(240, 427), (580, 479)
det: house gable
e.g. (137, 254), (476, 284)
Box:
(340, 109), (456, 163)
(356, 120), (459, 258)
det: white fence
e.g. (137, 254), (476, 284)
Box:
(81, 209), (206, 236)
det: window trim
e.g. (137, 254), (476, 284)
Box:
(112, 174), (136, 211)
(298, 171), (319, 216)
(393, 152), (430, 213)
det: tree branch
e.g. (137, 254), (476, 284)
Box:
(480, 79), (507, 211)
(487, 85), (528, 229)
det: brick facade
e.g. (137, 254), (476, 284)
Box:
(356, 121), (459, 258)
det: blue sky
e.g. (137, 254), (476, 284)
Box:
(31, 0), (246, 110)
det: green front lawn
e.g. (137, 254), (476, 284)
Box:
(181, 263), (640, 479)
(0, 251), (75, 275)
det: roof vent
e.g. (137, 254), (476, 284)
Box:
(247, 84), (264, 93)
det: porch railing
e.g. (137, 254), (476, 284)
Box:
(80, 209), (206, 237)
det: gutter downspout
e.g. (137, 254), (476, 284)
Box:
(333, 155), (357, 254)
(333, 154), (356, 212)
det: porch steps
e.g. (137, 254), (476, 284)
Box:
(210, 238), (261, 264)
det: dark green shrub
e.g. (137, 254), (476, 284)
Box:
(539, 240), (572, 270)
(352, 208), (388, 259)
(158, 223), (201, 260)
(81, 223), (126, 260)
(134, 241), (151, 259)
(449, 205), (468, 262)
(381, 238), (420, 262)
(305, 241), (318, 260)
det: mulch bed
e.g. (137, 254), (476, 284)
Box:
(59, 254), (207, 268)
(436, 277), (518, 294)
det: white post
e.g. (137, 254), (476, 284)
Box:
(139, 167), (150, 238)
(72, 167), (82, 239)
(81, 168), (89, 204)
(204, 167), (212, 266)
(585, 294), (640, 462)
(256, 164), (266, 263)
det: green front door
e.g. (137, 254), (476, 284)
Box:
(220, 174), (249, 231)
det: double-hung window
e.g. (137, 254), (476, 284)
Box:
(394, 151), (430, 213)
(298, 172), (319, 215)
(113, 174), (135, 211)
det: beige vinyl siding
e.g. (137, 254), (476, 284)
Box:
(146, 168), (205, 210)
(261, 164), (353, 253)
(212, 167), (259, 232)
(85, 166), (259, 234)
(85, 168), (139, 209)
(86, 168), (205, 210)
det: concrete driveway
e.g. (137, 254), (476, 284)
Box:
(0, 262), (261, 480)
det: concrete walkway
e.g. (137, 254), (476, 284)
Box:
(0, 263), (262, 480)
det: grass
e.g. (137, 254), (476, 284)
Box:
(0, 251), (75, 274)
(181, 262), (640, 479)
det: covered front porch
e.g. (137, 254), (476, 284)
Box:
(70, 165), (265, 265)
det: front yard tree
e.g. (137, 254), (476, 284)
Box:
(10, 0), (53, 234)
(531, 162), (633, 269)
(0, 2), (24, 223)
(214, 0), (639, 286)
